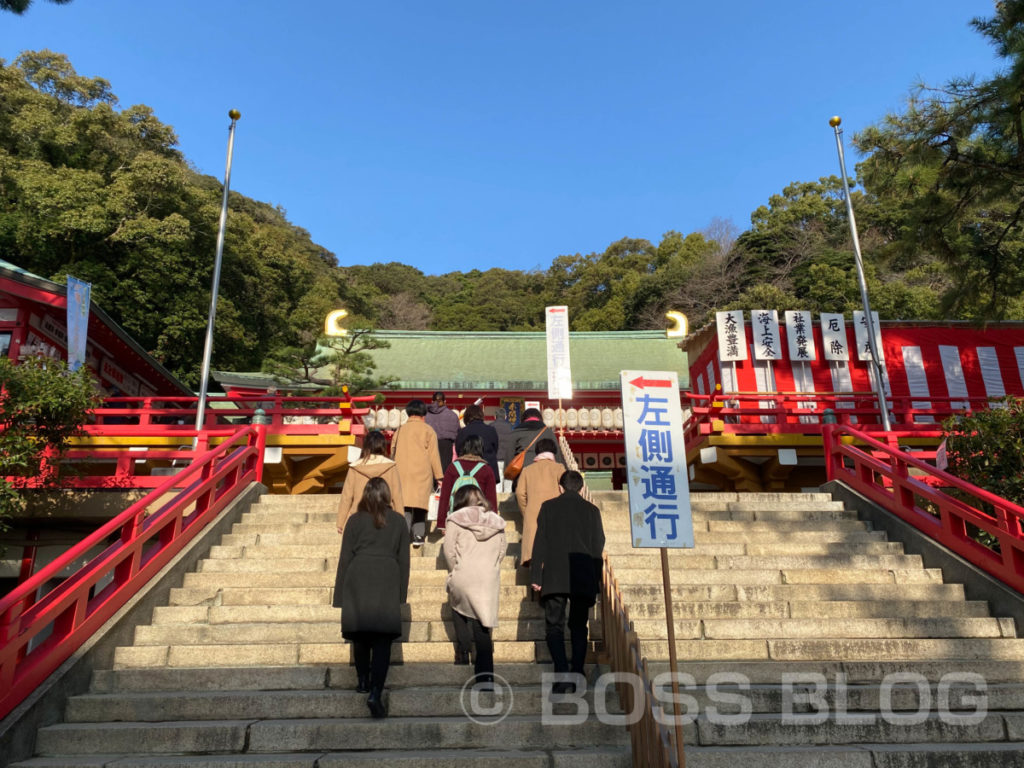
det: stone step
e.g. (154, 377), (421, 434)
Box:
(241, 504), (857, 526)
(626, 616), (1013, 640)
(151, 602), (552, 625)
(611, 567), (945, 586)
(644, 657), (1024, 684)
(167, 584), (541, 607)
(33, 716), (627, 756)
(207, 540), (906, 560)
(683, 711), (1017, 747)
(222, 528), (887, 548)
(194, 553), (924, 575)
(653, 680), (1024, 715)
(680, 744), (1024, 768)
(597, 509), (859, 526)
(640, 637), (1024, 662)
(179, 566), (944, 589)
(133, 618), (581, 645)
(166, 581), (968, 609)
(13, 747), (632, 768)
(111, 640), (598, 669)
(151, 598), (991, 626)
(589, 490), (839, 505)
(63, 685), (624, 722)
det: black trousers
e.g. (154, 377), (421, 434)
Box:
(404, 507), (427, 540)
(437, 438), (454, 474)
(452, 610), (494, 682)
(542, 594), (591, 675)
(351, 633), (393, 689)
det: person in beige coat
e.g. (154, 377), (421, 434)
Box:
(390, 399), (443, 547)
(443, 485), (506, 688)
(337, 431), (404, 533)
(515, 437), (564, 567)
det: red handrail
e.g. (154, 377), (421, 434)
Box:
(0, 425), (266, 720)
(823, 423), (1024, 594)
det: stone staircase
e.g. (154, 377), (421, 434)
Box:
(595, 490), (1024, 766)
(13, 489), (1024, 766)
(11, 494), (630, 767)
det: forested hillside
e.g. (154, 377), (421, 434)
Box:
(3, 3), (1024, 388)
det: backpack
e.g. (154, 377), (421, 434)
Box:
(451, 461), (484, 497)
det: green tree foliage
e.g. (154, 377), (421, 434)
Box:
(856, 1), (1024, 320)
(731, 176), (949, 320)
(0, 0), (71, 14)
(0, 355), (97, 530)
(314, 330), (394, 395)
(942, 397), (1024, 505)
(0, 51), (354, 386)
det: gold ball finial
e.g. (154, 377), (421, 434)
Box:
(829, 115), (842, 127)
(228, 109), (241, 121)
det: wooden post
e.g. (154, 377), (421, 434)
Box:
(660, 547), (686, 767)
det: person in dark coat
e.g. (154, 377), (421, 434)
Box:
(529, 470), (605, 694)
(333, 477), (410, 718)
(455, 403), (500, 482)
(491, 409), (515, 491)
(500, 408), (562, 489)
(425, 391), (460, 474)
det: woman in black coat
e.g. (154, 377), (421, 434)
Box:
(333, 477), (410, 718)
(455, 403), (500, 482)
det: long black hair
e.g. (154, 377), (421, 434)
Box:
(360, 430), (388, 459)
(357, 476), (393, 529)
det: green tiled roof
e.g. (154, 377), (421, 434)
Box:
(316, 330), (689, 391)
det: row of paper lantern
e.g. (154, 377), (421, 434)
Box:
(541, 407), (624, 430)
(362, 406), (625, 431)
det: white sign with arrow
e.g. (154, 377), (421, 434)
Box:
(620, 370), (694, 549)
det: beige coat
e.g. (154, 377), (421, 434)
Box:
(515, 456), (564, 563)
(390, 417), (443, 509)
(443, 505), (507, 628)
(337, 456), (405, 532)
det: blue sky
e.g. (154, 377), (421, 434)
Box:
(1, 1), (1002, 275)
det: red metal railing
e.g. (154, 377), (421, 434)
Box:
(682, 391), (985, 438)
(823, 423), (1024, 594)
(0, 425), (266, 720)
(21, 394), (375, 489)
(91, 394), (373, 432)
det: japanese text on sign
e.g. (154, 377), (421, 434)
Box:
(715, 311), (747, 362)
(620, 371), (694, 549)
(546, 306), (573, 400)
(820, 313), (849, 361)
(784, 310), (816, 361)
(752, 309), (782, 360)
(853, 310), (884, 364)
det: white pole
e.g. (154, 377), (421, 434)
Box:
(194, 110), (241, 436)
(829, 116), (891, 431)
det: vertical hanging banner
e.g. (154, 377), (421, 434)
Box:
(751, 309), (782, 360)
(66, 276), (91, 372)
(545, 305), (573, 400)
(853, 310), (884, 362)
(785, 310), (816, 361)
(715, 310), (747, 361)
(820, 313), (849, 361)
(620, 371), (693, 549)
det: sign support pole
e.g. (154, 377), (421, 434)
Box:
(660, 547), (686, 767)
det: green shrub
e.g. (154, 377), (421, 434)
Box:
(942, 397), (1024, 507)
